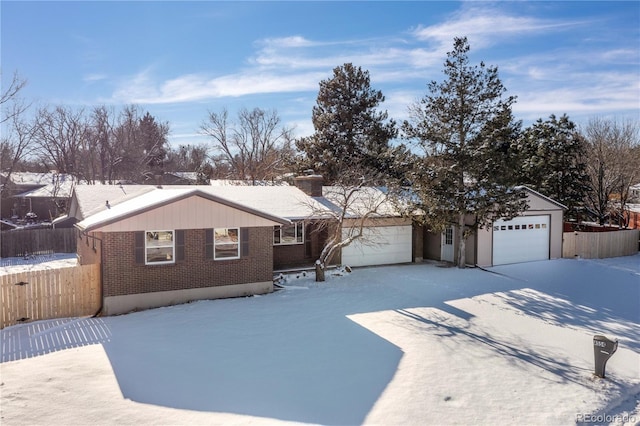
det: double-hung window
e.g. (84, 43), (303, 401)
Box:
(145, 230), (175, 265)
(214, 228), (240, 260)
(273, 222), (303, 245)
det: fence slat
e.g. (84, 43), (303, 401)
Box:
(563, 229), (639, 259)
(0, 264), (101, 329)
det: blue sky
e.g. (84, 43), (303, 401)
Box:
(2, 1), (639, 148)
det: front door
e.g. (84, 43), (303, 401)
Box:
(441, 227), (454, 263)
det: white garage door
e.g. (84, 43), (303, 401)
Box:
(341, 226), (412, 267)
(493, 215), (550, 265)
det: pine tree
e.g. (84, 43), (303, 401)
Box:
(295, 63), (397, 184)
(518, 114), (589, 219)
(403, 37), (526, 268)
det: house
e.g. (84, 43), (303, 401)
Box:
(419, 186), (565, 267)
(0, 172), (74, 221)
(71, 181), (339, 315)
(75, 187), (293, 315)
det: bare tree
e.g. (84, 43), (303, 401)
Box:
(304, 171), (401, 281)
(1, 71), (28, 125)
(201, 107), (294, 183)
(584, 117), (640, 226)
(32, 106), (89, 177)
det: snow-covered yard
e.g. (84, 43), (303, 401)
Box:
(1, 255), (639, 425)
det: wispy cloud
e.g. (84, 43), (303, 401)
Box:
(411, 4), (586, 51)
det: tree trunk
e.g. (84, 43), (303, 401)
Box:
(457, 213), (466, 268)
(315, 261), (325, 282)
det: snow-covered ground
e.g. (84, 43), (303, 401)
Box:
(1, 255), (639, 425)
(0, 253), (77, 275)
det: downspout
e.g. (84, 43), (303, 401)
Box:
(77, 226), (104, 318)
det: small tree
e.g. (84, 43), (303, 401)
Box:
(306, 171), (401, 282)
(403, 37), (526, 268)
(295, 63), (397, 185)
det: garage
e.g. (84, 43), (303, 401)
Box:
(341, 225), (412, 267)
(492, 215), (550, 265)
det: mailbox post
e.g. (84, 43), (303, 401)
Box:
(593, 335), (618, 378)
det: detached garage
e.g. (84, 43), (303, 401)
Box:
(476, 187), (565, 267)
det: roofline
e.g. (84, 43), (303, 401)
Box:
(76, 189), (290, 232)
(516, 186), (568, 210)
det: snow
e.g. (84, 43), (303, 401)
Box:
(0, 253), (77, 275)
(1, 255), (639, 425)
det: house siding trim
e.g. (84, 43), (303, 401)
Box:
(102, 280), (273, 315)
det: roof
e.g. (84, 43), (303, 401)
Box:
(15, 177), (77, 199)
(516, 186), (568, 210)
(75, 188), (291, 232)
(320, 186), (403, 218)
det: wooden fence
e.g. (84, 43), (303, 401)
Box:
(1, 263), (101, 329)
(1, 228), (77, 258)
(562, 229), (639, 259)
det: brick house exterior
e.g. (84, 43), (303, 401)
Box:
(74, 188), (289, 315)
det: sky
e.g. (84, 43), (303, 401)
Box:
(2, 1), (639, 149)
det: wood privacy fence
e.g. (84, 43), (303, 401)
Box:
(0, 264), (101, 329)
(1, 228), (77, 258)
(562, 229), (639, 259)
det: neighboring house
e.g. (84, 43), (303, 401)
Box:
(419, 187), (565, 267)
(0, 172), (75, 221)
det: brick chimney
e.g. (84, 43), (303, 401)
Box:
(294, 174), (324, 197)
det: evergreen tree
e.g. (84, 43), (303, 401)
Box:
(517, 114), (589, 218)
(403, 37), (526, 268)
(295, 63), (397, 184)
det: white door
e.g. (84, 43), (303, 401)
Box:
(441, 227), (455, 262)
(493, 215), (550, 265)
(341, 226), (412, 267)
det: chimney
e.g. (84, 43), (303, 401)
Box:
(294, 174), (323, 197)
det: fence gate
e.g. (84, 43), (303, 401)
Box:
(1, 264), (101, 329)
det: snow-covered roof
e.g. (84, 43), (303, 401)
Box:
(75, 187), (292, 232)
(209, 179), (290, 187)
(71, 185), (156, 220)
(15, 178), (77, 199)
(321, 186), (403, 218)
(72, 184), (335, 231)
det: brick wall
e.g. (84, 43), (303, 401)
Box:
(101, 227), (273, 297)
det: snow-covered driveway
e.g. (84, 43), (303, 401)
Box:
(1, 256), (639, 425)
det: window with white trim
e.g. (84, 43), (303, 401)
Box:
(214, 227), (240, 260)
(145, 230), (175, 265)
(274, 222), (304, 245)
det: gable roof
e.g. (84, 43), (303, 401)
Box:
(517, 186), (567, 210)
(75, 188), (290, 232)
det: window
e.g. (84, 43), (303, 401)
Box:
(145, 230), (174, 265)
(214, 228), (240, 260)
(445, 227), (453, 245)
(274, 222), (304, 245)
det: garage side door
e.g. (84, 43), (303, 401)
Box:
(493, 215), (550, 265)
(341, 226), (412, 267)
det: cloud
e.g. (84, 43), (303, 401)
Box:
(111, 69), (328, 104)
(411, 5), (585, 51)
(83, 73), (107, 82)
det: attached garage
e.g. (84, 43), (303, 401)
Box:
(492, 215), (550, 265)
(341, 225), (413, 267)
